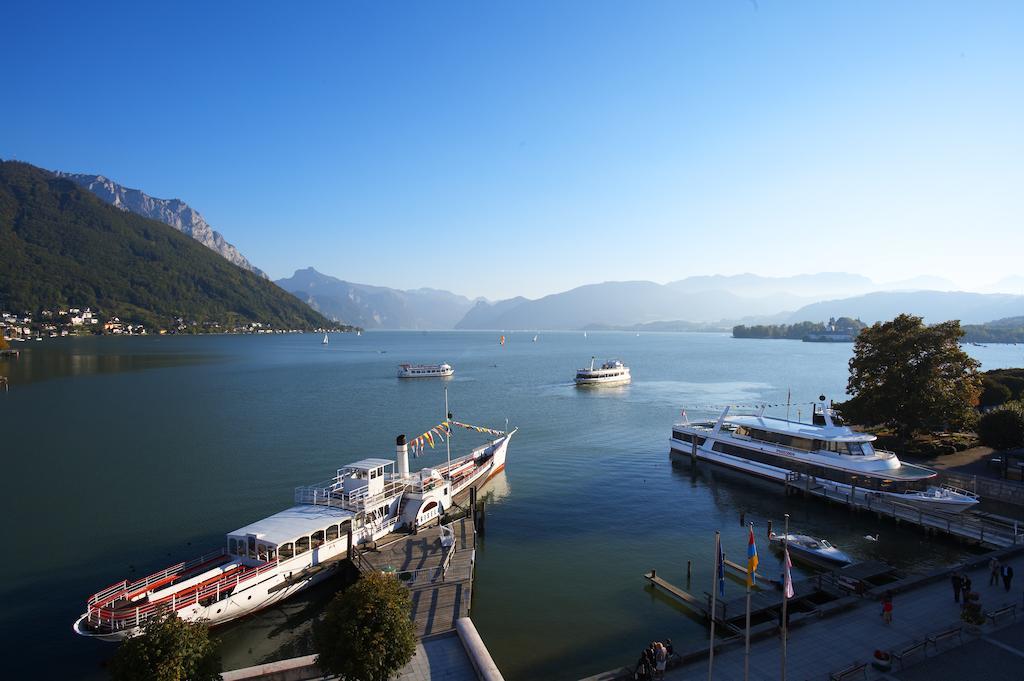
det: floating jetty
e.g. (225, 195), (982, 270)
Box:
(783, 471), (1023, 548)
(644, 559), (899, 637)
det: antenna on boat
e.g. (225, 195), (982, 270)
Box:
(444, 387), (452, 481)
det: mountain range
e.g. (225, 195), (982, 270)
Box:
(0, 161), (331, 330)
(56, 172), (266, 278)
(276, 268), (478, 329)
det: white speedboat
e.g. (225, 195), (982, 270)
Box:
(73, 421), (514, 641)
(575, 357), (631, 387)
(397, 363), (454, 378)
(769, 532), (851, 566)
(322, 334), (328, 345)
(669, 398), (979, 514)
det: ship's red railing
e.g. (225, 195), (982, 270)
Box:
(83, 550), (281, 634)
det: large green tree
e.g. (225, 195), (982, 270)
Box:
(109, 612), (221, 681)
(840, 314), (981, 440)
(315, 572), (417, 681)
(978, 404), (1024, 450)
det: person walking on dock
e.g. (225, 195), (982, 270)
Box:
(990, 557), (1001, 586)
(881, 591), (893, 625)
(951, 572), (963, 603)
(1002, 563), (1014, 592)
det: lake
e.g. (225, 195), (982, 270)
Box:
(1, 332), (1020, 679)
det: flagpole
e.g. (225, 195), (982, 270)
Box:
(781, 513), (790, 681)
(744, 522), (753, 681)
(708, 531), (720, 681)
(444, 387), (452, 479)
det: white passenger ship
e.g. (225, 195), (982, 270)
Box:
(397, 363), (454, 378)
(74, 424), (514, 641)
(575, 357), (631, 386)
(669, 400), (979, 514)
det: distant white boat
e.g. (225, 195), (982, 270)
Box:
(532, 335), (538, 343)
(575, 357), (631, 387)
(357, 331), (362, 337)
(583, 331), (588, 339)
(397, 363), (454, 378)
(322, 334), (328, 345)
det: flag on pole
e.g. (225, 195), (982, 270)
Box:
(746, 525), (759, 588)
(716, 534), (725, 597)
(783, 545), (795, 599)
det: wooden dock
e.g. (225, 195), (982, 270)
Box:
(354, 518), (476, 637)
(645, 559), (899, 635)
(783, 471), (1023, 549)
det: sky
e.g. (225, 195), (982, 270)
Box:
(2, 1), (1022, 300)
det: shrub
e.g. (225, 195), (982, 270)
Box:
(978, 406), (1024, 451)
(109, 612), (221, 681)
(314, 572), (416, 681)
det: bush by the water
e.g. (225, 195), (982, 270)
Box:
(315, 571), (416, 681)
(110, 613), (221, 681)
(978, 404), (1024, 451)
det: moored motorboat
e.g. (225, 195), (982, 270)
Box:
(769, 532), (851, 566)
(73, 418), (514, 641)
(575, 357), (631, 387)
(669, 398), (979, 513)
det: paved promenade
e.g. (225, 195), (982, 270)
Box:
(661, 557), (1023, 681)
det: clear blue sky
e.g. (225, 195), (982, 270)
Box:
(2, 1), (1021, 300)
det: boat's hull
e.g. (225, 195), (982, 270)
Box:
(575, 376), (631, 387)
(670, 439), (978, 514)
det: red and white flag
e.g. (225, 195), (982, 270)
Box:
(783, 545), (795, 599)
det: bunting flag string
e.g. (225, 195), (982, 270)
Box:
(407, 420), (506, 458)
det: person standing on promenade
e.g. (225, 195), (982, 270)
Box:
(951, 572), (963, 603)
(881, 591), (893, 624)
(963, 575), (973, 600)
(1002, 563), (1014, 592)
(990, 557), (1001, 586)
(653, 641), (667, 679)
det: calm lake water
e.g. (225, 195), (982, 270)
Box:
(1, 332), (1021, 680)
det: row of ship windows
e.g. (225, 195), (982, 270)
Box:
(674, 428), (869, 456)
(229, 522), (346, 561)
(709, 441), (928, 491)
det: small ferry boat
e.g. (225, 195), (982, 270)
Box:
(669, 399), (979, 514)
(575, 357), (631, 386)
(74, 421), (515, 641)
(397, 363), (454, 378)
(769, 532), (851, 566)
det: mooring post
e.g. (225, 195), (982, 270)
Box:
(690, 438), (697, 466)
(686, 560), (691, 582)
(651, 568), (657, 579)
(477, 501), (486, 536)
(739, 510), (745, 526)
(470, 487), (478, 529)
(767, 519), (773, 539)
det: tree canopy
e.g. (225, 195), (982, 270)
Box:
(978, 404), (1024, 451)
(840, 314), (981, 439)
(315, 571), (417, 681)
(109, 613), (221, 681)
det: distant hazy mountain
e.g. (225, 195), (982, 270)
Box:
(452, 281), (806, 329)
(788, 291), (1024, 325)
(277, 268), (476, 329)
(666, 272), (874, 298)
(880, 275), (958, 292)
(57, 172), (266, 278)
(0, 161), (330, 330)
(987, 276), (1024, 295)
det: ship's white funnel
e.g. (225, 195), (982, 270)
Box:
(396, 434), (409, 479)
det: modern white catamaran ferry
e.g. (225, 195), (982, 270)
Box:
(575, 357), (631, 386)
(74, 419), (514, 641)
(669, 399), (979, 514)
(397, 363), (454, 378)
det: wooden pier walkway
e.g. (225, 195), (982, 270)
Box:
(783, 471), (1023, 548)
(645, 559), (899, 636)
(354, 518), (476, 637)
